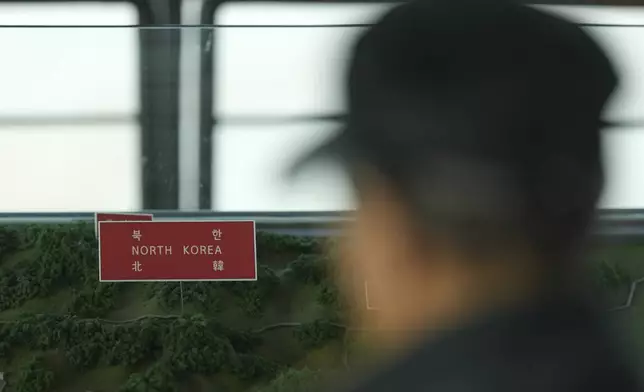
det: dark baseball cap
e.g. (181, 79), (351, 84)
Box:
(289, 0), (617, 250)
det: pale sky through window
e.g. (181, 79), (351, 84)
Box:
(0, 4), (139, 212)
(0, 3), (643, 212)
(214, 3), (644, 211)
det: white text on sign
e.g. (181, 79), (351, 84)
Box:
(131, 245), (223, 256)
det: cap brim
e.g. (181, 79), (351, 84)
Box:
(285, 128), (350, 182)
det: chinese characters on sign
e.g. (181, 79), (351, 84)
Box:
(95, 213), (154, 237)
(211, 228), (224, 271)
(213, 260), (224, 271)
(131, 229), (144, 272)
(98, 221), (257, 281)
(132, 260), (143, 272)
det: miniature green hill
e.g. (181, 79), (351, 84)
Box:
(1, 223), (644, 391)
(0, 223), (359, 392)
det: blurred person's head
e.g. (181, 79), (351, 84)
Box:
(293, 0), (618, 347)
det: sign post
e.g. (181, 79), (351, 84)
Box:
(180, 281), (185, 315)
(365, 281), (379, 311)
(98, 220), (257, 282)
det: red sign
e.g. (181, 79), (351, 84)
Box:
(98, 220), (256, 282)
(95, 213), (154, 236)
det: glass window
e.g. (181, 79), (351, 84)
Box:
(212, 3), (390, 211)
(0, 3), (139, 212)
(213, 3), (644, 211)
(602, 128), (644, 209)
(215, 3), (392, 117)
(213, 121), (355, 211)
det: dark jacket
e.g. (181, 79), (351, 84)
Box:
(343, 297), (641, 392)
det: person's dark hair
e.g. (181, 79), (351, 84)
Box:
(341, 2), (617, 264)
(350, 145), (605, 264)
(290, 1), (618, 265)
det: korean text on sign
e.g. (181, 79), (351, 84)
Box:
(98, 220), (257, 282)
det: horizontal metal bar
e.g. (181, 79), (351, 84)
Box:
(216, 113), (345, 125)
(0, 211), (348, 223)
(596, 209), (644, 222)
(1, 114), (642, 129)
(0, 212), (350, 237)
(204, 23), (644, 28)
(213, 114), (644, 128)
(0, 25), (170, 28)
(0, 115), (138, 127)
(0, 210), (643, 239)
(3, 22), (644, 29)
